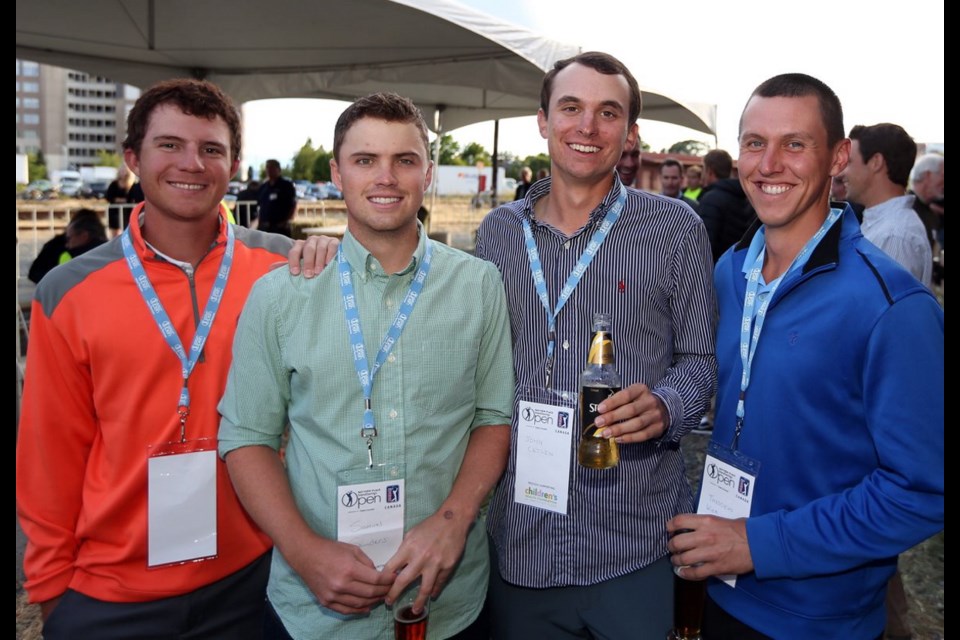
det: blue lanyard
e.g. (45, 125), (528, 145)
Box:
(735, 208), (842, 447)
(338, 242), (432, 466)
(521, 182), (627, 388)
(122, 221), (234, 442)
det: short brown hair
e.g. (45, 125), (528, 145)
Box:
(123, 79), (242, 162)
(703, 149), (733, 180)
(540, 51), (642, 126)
(333, 93), (430, 162)
(745, 73), (844, 148)
(849, 123), (917, 188)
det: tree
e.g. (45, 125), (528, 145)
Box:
(95, 150), (122, 168)
(666, 140), (710, 156)
(437, 134), (463, 165)
(311, 148), (334, 182)
(28, 151), (47, 181)
(459, 142), (491, 166)
(290, 138), (319, 180)
(522, 153), (551, 178)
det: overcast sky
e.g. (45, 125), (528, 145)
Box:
(242, 0), (943, 172)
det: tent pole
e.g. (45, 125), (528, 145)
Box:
(429, 106), (445, 234)
(491, 120), (500, 208)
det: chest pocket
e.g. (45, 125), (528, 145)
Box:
(409, 339), (480, 415)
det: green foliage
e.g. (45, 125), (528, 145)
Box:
(438, 134), (463, 165)
(522, 153), (552, 178)
(312, 148), (334, 182)
(667, 140), (710, 156)
(27, 151), (47, 181)
(95, 150), (122, 168)
(459, 142), (491, 166)
(290, 138), (319, 181)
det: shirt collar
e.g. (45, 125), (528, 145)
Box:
(522, 173), (624, 228)
(741, 206), (848, 281)
(340, 221), (426, 280)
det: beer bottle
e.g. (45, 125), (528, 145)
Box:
(578, 312), (622, 469)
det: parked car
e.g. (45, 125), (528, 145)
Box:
(57, 171), (84, 197)
(19, 180), (59, 200)
(316, 182), (343, 200)
(81, 180), (111, 199)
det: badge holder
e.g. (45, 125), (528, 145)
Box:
(695, 440), (761, 588)
(513, 385), (577, 515)
(146, 437), (219, 569)
(337, 462), (406, 570)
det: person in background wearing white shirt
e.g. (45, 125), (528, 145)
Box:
(841, 123), (932, 287)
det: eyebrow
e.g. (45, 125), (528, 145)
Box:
(555, 95), (625, 112)
(152, 134), (227, 149)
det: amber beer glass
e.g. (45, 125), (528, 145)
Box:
(668, 565), (707, 640)
(393, 589), (429, 640)
(577, 312), (622, 469)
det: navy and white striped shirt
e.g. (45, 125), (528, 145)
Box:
(477, 176), (717, 587)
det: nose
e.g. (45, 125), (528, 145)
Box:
(758, 146), (782, 175)
(179, 145), (205, 172)
(374, 160), (398, 186)
(577, 111), (598, 136)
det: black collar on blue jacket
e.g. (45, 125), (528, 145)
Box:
(733, 204), (854, 275)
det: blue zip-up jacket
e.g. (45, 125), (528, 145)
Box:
(709, 207), (944, 638)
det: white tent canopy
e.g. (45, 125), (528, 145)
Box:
(16, 0), (717, 137)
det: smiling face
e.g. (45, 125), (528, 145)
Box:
(616, 140), (641, 186)
(738, 95), (849, 239)
(124, 104), (237, 225)
(839, 139), (873, 204)
(330, 117), (432, 245)
(538, 62), (638, 188)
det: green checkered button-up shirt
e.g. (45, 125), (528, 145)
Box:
(219, 228), (514, 640)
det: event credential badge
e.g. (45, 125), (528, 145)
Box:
(696, 440), (759, 588)
(337, 477), (405, 570)
(514, 399), (574, 515)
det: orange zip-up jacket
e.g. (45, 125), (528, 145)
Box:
(17, 206), (292, 604)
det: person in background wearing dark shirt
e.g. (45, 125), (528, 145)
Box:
(514, 166), (533, 201)
(697, 148), (755, 262)
(28, 209), (108, 283)
(257, 159), (297, 236)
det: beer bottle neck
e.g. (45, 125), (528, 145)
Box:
(587, 330), (615, 365)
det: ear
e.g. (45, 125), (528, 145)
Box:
(829, 139), (851, 178)
(123, 148), (141, 179)
(330, 158), (343, 191)
(625, 122), (639, 151)
(230, 158), (241, 180)
(867, 151), (885, 175)
(537, 109), (548, 140)
(424, 160), (434, 192)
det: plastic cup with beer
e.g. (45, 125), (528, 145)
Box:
(393, 584), (430, 640)
(668, 529), (707, 640)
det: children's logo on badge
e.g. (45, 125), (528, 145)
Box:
(738, 476), (750, 496)
(386, 484), (400, 503)
(556, 410), (569, 429)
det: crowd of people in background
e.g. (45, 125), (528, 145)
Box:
(19, 49), (942, 640)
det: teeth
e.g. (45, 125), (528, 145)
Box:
(569, 143), (600, 153)
(169, 182), (204, 190)
(760, 184), (789, 195)
(370, 197), (400, 204)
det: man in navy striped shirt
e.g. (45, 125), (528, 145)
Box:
(476, 51), (717, 639)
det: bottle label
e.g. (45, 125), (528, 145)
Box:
(580, 386), (619, 438)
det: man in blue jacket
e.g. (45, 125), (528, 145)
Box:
(667, 73), (944, 639)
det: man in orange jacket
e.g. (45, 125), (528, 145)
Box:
(16, 78), (326, 639)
